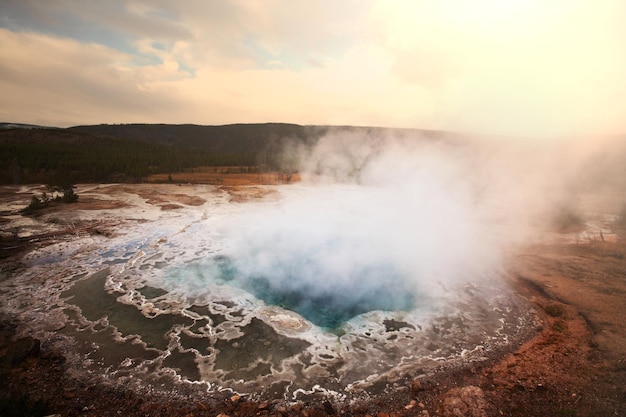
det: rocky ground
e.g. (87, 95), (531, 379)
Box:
(1, 185), (625, 416)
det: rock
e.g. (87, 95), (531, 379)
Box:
(63, 391), (76, 399)
(411, 379), (424, 394)
(412, 379), (435, 395)
(259, 400), (271, 410)
(442, 386), (488, 417)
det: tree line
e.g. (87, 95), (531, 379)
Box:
(0, 123), (449, 185)
(0, 128), (258, 184)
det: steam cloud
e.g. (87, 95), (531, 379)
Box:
(216, 134), (493, 325)
(210, 131), (625, 328)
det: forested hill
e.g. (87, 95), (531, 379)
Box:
(67, 123), (449, 153)
(0, 123), (449, 185)
(68, 123), (322, 153)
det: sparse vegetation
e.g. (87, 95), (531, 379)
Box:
(616, 203), (626, 228)
(21, 184), (79, 214)
(24, 195), (46, 212)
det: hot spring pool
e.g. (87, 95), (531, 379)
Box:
(1, 184), (536, 400)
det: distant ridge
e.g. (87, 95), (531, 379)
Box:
(0, 122), (458, 184)
(68, 122), (453, 153)
(68, 122), (321, 154)
(0, 122), (57, 130)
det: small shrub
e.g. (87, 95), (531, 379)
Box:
(21, 185), (78, 214)
(21, 196), (48, 214)
(60, 187), (78, 203)
(616, 203), (626, 228)
(27, 196), (44, 210)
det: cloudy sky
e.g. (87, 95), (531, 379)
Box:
(1, 0), (625, 138)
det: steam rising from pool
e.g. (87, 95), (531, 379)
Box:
(2, 132), (555, 400)
(212, 137), (502, 325)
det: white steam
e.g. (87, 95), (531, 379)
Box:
(220, 134), (508, 313)
(214, 130), (625, 326)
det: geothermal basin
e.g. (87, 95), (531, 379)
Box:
(0, 182), (538, 402)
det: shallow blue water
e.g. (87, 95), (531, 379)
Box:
(167, 255), (416, 330)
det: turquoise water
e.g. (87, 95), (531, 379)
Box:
(170, 256), (416, 331)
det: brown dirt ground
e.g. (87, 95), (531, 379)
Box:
(1, 187), (625, 416)
(145, 167), (301, 186)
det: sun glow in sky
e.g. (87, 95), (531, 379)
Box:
(1, 0), (625, 138)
